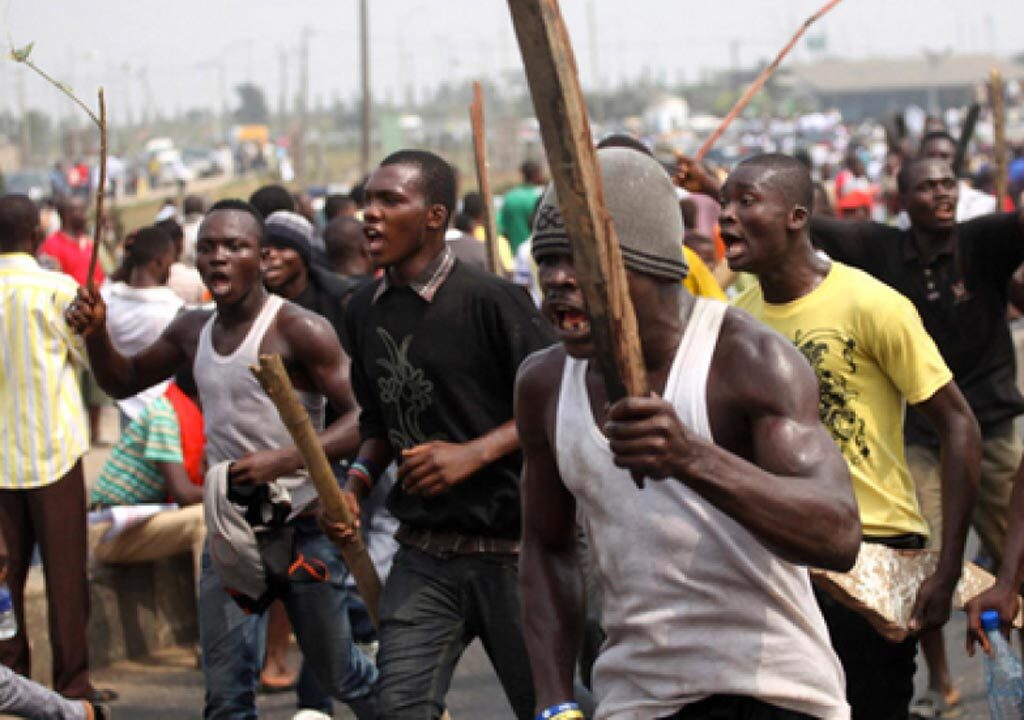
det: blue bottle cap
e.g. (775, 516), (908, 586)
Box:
(981, 609), (1002, 631)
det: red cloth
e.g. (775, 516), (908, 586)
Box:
(164, 382), (205, 486)
(37, 231), (104, 287)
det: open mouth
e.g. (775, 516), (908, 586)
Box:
(720, 231), (747, 261)
(552, 306), (591, 335)
(933, 202), (955, 221)
(364, 227), (385, 253)
(207, 271), (230, 292)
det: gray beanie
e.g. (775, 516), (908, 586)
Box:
(531, 147), (688, 281)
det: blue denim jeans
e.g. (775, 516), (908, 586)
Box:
(376, 545), (535, 720)
(200, 517), (379, 720)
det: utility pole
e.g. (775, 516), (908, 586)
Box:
(16, 67), (31, 167)
(359, 0), (371, 175)
(295, 27), (312, 183)
(278, 48), (290, 127)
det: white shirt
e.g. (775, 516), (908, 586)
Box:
(101, 282), (184, 419)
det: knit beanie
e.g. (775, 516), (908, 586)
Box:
(264, 210), (314, 267)
(531, 147), (688, 281)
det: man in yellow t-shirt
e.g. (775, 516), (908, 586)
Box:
(724, 154), (980, 720)
(682, 245), (726, 300)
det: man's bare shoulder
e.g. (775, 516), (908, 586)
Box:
(714, 306), (819, 415)
(165, 306), (214, 342)
(516, 343), (569, 398)
(275, 299), (339, 347)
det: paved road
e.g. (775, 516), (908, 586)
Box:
(85, 611), (1000, 719)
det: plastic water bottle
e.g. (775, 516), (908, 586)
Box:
(982, 609), (1024, 718)
(0, 584), (17, 640)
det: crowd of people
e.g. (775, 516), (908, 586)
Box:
(1, 98), (1024, 720)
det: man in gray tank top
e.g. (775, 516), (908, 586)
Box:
(65, 200), (379, 719)
(516, 147), (859, 719)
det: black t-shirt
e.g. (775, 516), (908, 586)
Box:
(291, 267), (370, 424)
(812, 213), (1024, 445)
(343, 259), (555, 538)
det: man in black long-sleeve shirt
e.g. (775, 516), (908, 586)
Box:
(812, 157), (1024, 707)
(336, 149), (553, 720)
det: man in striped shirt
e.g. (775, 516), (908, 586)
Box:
(0, 194), (112, 703)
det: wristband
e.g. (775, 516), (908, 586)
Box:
(347, 462), (374, 491)
(536, 702), (583, 720)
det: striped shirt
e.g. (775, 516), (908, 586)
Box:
(91, 397), (183, 506)
(0, 253), (89, 489)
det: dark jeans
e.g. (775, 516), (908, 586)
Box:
(376, 545), (535, 719)
(200, 517), (378, 720)
(814, 532), (923, 720)
(662, 695), (815, 719)
(0, 462), (91, 697)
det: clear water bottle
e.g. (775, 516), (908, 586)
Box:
(0, 584), (16, 640)
(982, 608), (1024, 719)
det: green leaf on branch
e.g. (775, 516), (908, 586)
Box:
(10, 41), (33, 62)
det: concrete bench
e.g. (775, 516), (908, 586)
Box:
(22, 527), (198, 683)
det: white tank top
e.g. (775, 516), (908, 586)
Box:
(194, 294), (325, 515)
(555, 297), (849, 720)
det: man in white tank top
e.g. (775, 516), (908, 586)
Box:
(65, 200), (379, 719)
(516, 148), (859, 719)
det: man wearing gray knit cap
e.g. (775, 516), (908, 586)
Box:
(516, 146), (857, 720)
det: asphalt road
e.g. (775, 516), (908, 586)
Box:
(82, 610), (1003, 720)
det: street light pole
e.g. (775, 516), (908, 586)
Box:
(359, 0), (371, 175)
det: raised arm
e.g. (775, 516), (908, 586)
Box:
(516, 348), (583, 713)
(605, 313), (861, 570)
(64, 285), (201, 398)
(909, 382), (981, 631)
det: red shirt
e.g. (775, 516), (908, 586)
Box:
(38, 230), (104, 287)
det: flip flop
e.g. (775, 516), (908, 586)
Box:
(910, 689), (962, 719)
(259, 674), (298, 694)
(85, 688), (119, 704)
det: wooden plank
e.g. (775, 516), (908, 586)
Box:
(506, 0), (648, 405)
(250, 354), (383, 628)
(990, 68), (1009, 209)
(469, 81), (502, 275)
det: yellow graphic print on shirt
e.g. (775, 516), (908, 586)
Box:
(792, 328), (870, 466)
(734, 261), (952, 538)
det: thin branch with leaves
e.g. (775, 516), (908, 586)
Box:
(9, 40), (108, 290)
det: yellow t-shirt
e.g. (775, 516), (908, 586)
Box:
(682, 246), (727, 300)
(734, 261), (952, 538)
(472, 225), (515, 274)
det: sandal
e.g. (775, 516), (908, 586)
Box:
(910, 689), (962, 719)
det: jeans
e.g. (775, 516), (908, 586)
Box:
(376, 545), (535, 719)
(200, 517), (379, 720)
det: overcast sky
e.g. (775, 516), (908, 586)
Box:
(2, 0), (1023, 124)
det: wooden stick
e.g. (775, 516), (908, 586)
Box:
(85, 88), (107, 291)
(250, 354), (383, 627)
(990, 68), (1009, 209)
(507, 0), (648, 408)
(953, 103), (980, 178)
(469, 81), (502, 276)
(694, 0), (845, 163)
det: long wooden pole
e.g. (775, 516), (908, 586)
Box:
(990, 68), (1008, 209)
(250, 354), (382, 627)
(85, 88), (107, 291)
(694, 0), (845, 163)
(507, 0), (648, 408)
(469, 81), (502, 275)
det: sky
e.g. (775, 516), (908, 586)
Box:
(2, 0), (1023, 125)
